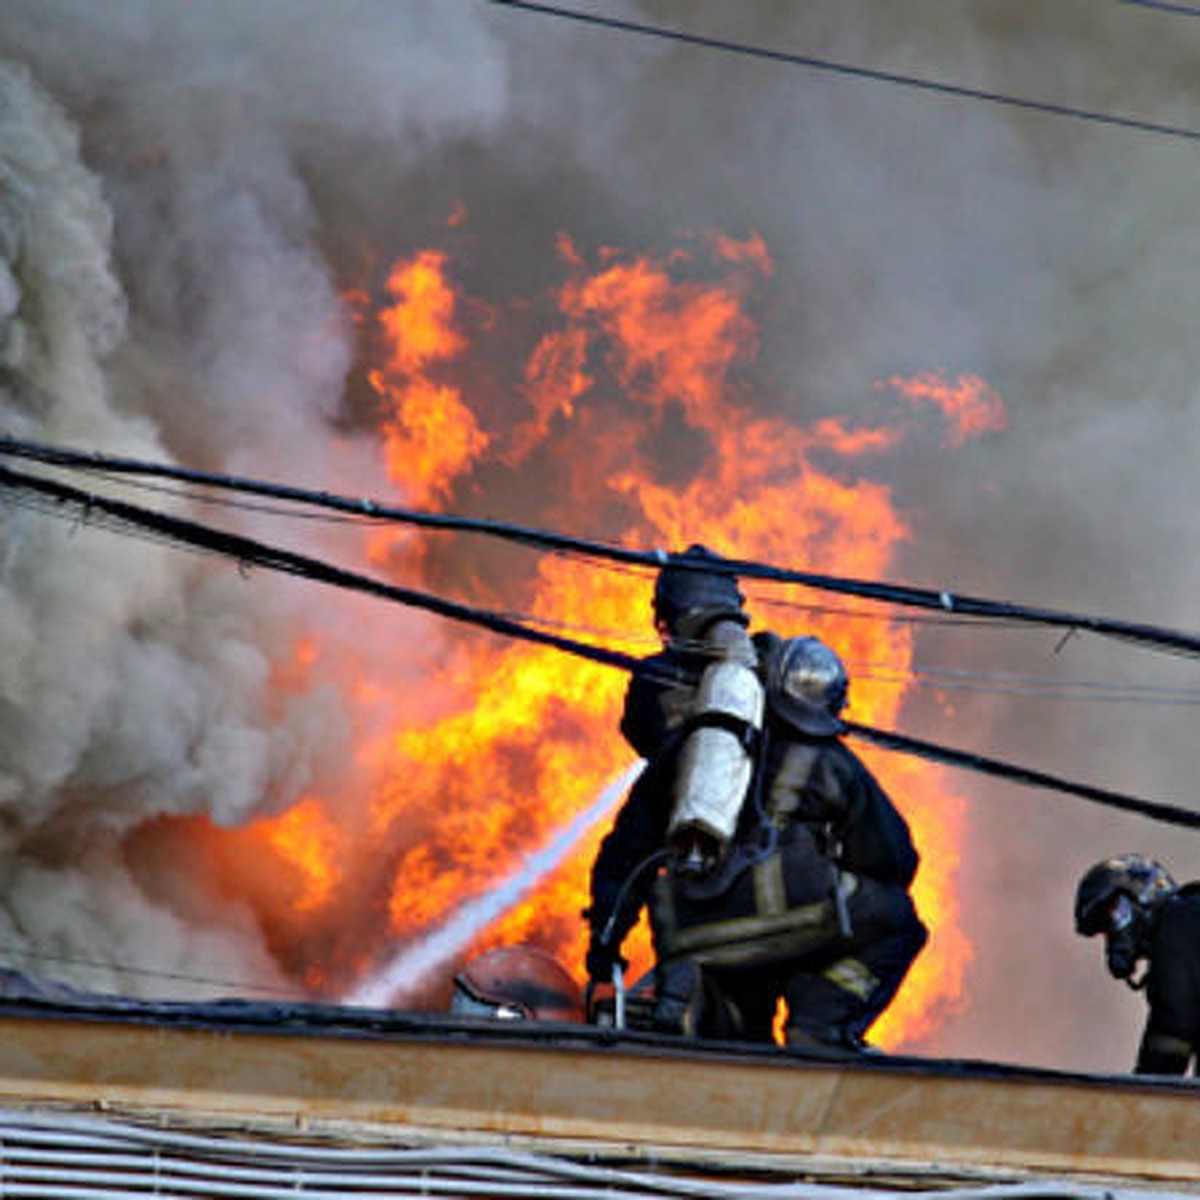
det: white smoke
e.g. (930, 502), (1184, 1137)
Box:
(0, 2), (512, 999)
(0, 59), (319, 997)
(0, 0), (1197, 1076)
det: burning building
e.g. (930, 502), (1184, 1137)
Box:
(1, 0), (1199, 1098)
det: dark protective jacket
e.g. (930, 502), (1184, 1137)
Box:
(584, 649), (697, 972)
(756, 729), (918, 889)
(586, 652), (919, 974)
(647, 716), (919, 972)
(1136, 884), (1200, 1075)
(619, 647), (700, 760)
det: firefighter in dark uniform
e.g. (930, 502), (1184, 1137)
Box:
(1075, 854), (1200, 1075)
(584, 544), (760, 993)
(585, 550), (927, 1050)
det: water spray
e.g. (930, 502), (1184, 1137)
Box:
(343, 763), (642, 1008)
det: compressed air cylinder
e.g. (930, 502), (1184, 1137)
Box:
(667, 625), (764, 858)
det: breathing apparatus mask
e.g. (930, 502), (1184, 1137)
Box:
(1103, 893), (1150, 986)
(1074, 854), (1175, 990)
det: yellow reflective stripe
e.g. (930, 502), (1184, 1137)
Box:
(754, 853), (788, 917)
(768, 744), (819, 825)
(1144, 1031), (1193, 1058)
(823, 956), (877, 1001)
(663, 897), (835, 956)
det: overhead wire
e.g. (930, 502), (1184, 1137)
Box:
(0, 468), (1101, 658)
(484, 0), (1200, 145)
(556, 619), (1200, 705)
(33, 455), (1198, 705)
(846, 666), (1200, 706)
(10, 438), (1200, 708)
(0, 944), (299, 998)
(5, 437), (1200, 660)
(488, 614), (1200, 705)
(0, 460), (651, 676)
(11, 438), (1200, 711)
(1122, 0), (1200, 14)
(103, 470), (373, 524)
(750, 592), (1037, 633)
(4, 458), (1200, 831)
(844, 719), (1200, 830)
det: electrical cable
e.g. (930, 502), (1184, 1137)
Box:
(484, 0), (1200, 145)
(845, 664), (1200, 706)
(0, 945), (297, 998)
(100, 469), (373, 524)
(520, 607), (1200, 706)
(4, 436), (1200, 660)
(1122, 0), (1200, 14)
(450, 613), (1200, 706)
(843, 720), (1200, 830)
(4, 460), (1199, 833)
(0, 461), (654, 677)
(752, 592), (1035, 632)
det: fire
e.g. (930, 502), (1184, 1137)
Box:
(256, 798), (343, 915)
(149, 227), (1003, 1048)
(884, 370), (1007, 448)
(369, 250), (489, 509)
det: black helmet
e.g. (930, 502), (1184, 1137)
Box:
(1074, 854), (1176, 937)
(762, 634), (848, 736)
(652, 544), (744, 633)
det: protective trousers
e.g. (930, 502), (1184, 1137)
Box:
(777, 877), (926, 1047)
(649, 831), (926, 1046)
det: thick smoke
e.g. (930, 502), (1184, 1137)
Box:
(0, 1), (508, 998)
(1, 0), (1198, 1072)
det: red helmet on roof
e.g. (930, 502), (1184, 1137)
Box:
(450, 945), (583, 1022)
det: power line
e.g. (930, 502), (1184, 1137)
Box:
(845, 719), (1200, 829)
(5, 436), (1200, 660)
(0, 460), (651, 676)
(444, 608), (1200, 707)
(1, 477), (1011, 641)
(4, 459), (1199, 831)
(1123, 0), (1200, 14)
(0, 945), (298, 998)
(485, 0), (1200, 145)
(847, 664), (1200, 706)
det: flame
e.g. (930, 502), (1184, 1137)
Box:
(148, 228), (994, 1046)
(369, 250), (489, 509)
(256, 797), (343, 915)
(884, 370), (1007, 448)
(372, 557), (638, 975)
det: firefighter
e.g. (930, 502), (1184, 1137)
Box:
(584, 546), (756, 982)
(586, 598), (927, 1051)
(1074, 854), (1200, 1075)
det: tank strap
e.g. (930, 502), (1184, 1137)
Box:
(766, 741), (821, 827)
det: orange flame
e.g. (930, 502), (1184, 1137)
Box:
(370, 250), (489, 508)
(885, 370), (1007, 448)
(256, 797), (343, 915)
(160, 227), (991, 1046)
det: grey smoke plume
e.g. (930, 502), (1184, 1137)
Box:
(0, 57), (338, 998)
(0, 2), (509, 998)
(0, 0), (1198, 1076)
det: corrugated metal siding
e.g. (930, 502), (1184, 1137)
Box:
(0, 1108), (1196, 1200)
